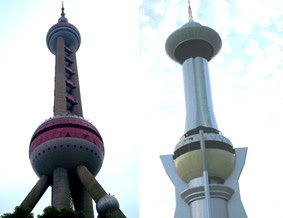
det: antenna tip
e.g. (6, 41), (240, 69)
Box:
(61, 1), (65, 17)
(58, 1), (68, 23)
(188, 0), (193, 21)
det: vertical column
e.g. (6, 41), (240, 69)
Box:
(70, 176), (94, 218)
(182, 57), (218, 132)
(69, 45), (83, 116)
(75, 188), (94, 218)
(54, 37), (67, 115)
(52, 168), (71, 210)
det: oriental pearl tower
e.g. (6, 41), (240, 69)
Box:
(20, 4), (126, 218)
(160, 2), (247, 218)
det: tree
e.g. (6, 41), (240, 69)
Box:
(1, 206), (34, 218)
(37, 206), (84, 218)
(1, 206), (84, 218)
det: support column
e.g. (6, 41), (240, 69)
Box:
(76, 165), (126, 218)
(20, 175), (50, 210)
(52, 168), (70, 210)
(70, 175), (94, 218)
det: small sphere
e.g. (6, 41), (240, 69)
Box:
(46, 22), (81, 55)
(96, 194), (120, 215)
(173, 132), (235, 183)
(29, 115), (104, 177)
(165, 21), (222, 64)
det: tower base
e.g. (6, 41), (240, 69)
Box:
(160, 147), (247, 218)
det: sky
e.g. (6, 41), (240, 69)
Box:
(0, 0), (283, 218)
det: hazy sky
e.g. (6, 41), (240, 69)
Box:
(0, 0), (283, 218)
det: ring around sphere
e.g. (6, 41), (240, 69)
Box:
(47, 22), (81, 55)
(165, 21), (222, 63)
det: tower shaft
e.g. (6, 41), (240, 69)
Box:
(54, 37), (83, 116)
(182, 57), (217, 132)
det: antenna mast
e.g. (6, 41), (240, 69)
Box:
(188, 0), (193, 21)
(61, 1), (65, 17)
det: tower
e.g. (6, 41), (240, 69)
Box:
(20, 4), (126, 218)
(160, 2), (247, 218)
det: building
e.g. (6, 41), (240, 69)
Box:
(160, 3), (247, 218)
(19, 4), (126, 218)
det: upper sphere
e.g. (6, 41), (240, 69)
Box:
(46, 19), (81, 55)
(165, 20), (222, 64)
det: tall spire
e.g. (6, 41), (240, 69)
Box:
(58, 1), (68, 23)
(188, 0), (193, 22)
(61, 1), (65, 17)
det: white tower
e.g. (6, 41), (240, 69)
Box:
(160, 2), (247, 218)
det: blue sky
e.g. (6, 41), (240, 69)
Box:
(140, 0), (283, 217)
(0, 0), (283, 217)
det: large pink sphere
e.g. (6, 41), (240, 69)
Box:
(30, 115), (104, 177)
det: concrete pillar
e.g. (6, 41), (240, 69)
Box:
(76, 165), (106, 201)
(76, 165), (126, 218)
(70, 176), (94, 218)
(54, 37), (67, 116)
(69, 45), (83, 116)
(52, 168), (71, 210)
(20, 175), (50, 210)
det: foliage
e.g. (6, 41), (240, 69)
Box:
(37, 206), (84, 218)
(1, 206), (34, 218)
(1, 206), (84, 218)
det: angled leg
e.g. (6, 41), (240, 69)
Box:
(76, 165), (126, 218)
(20, 175), (50, 210)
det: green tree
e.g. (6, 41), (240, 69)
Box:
(37, 206), (58, 218)
(1, 206), (34, 218)
(59, 208), (84, 218)
(37, 206), (84, 218)
(2, 206), (85, 218)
